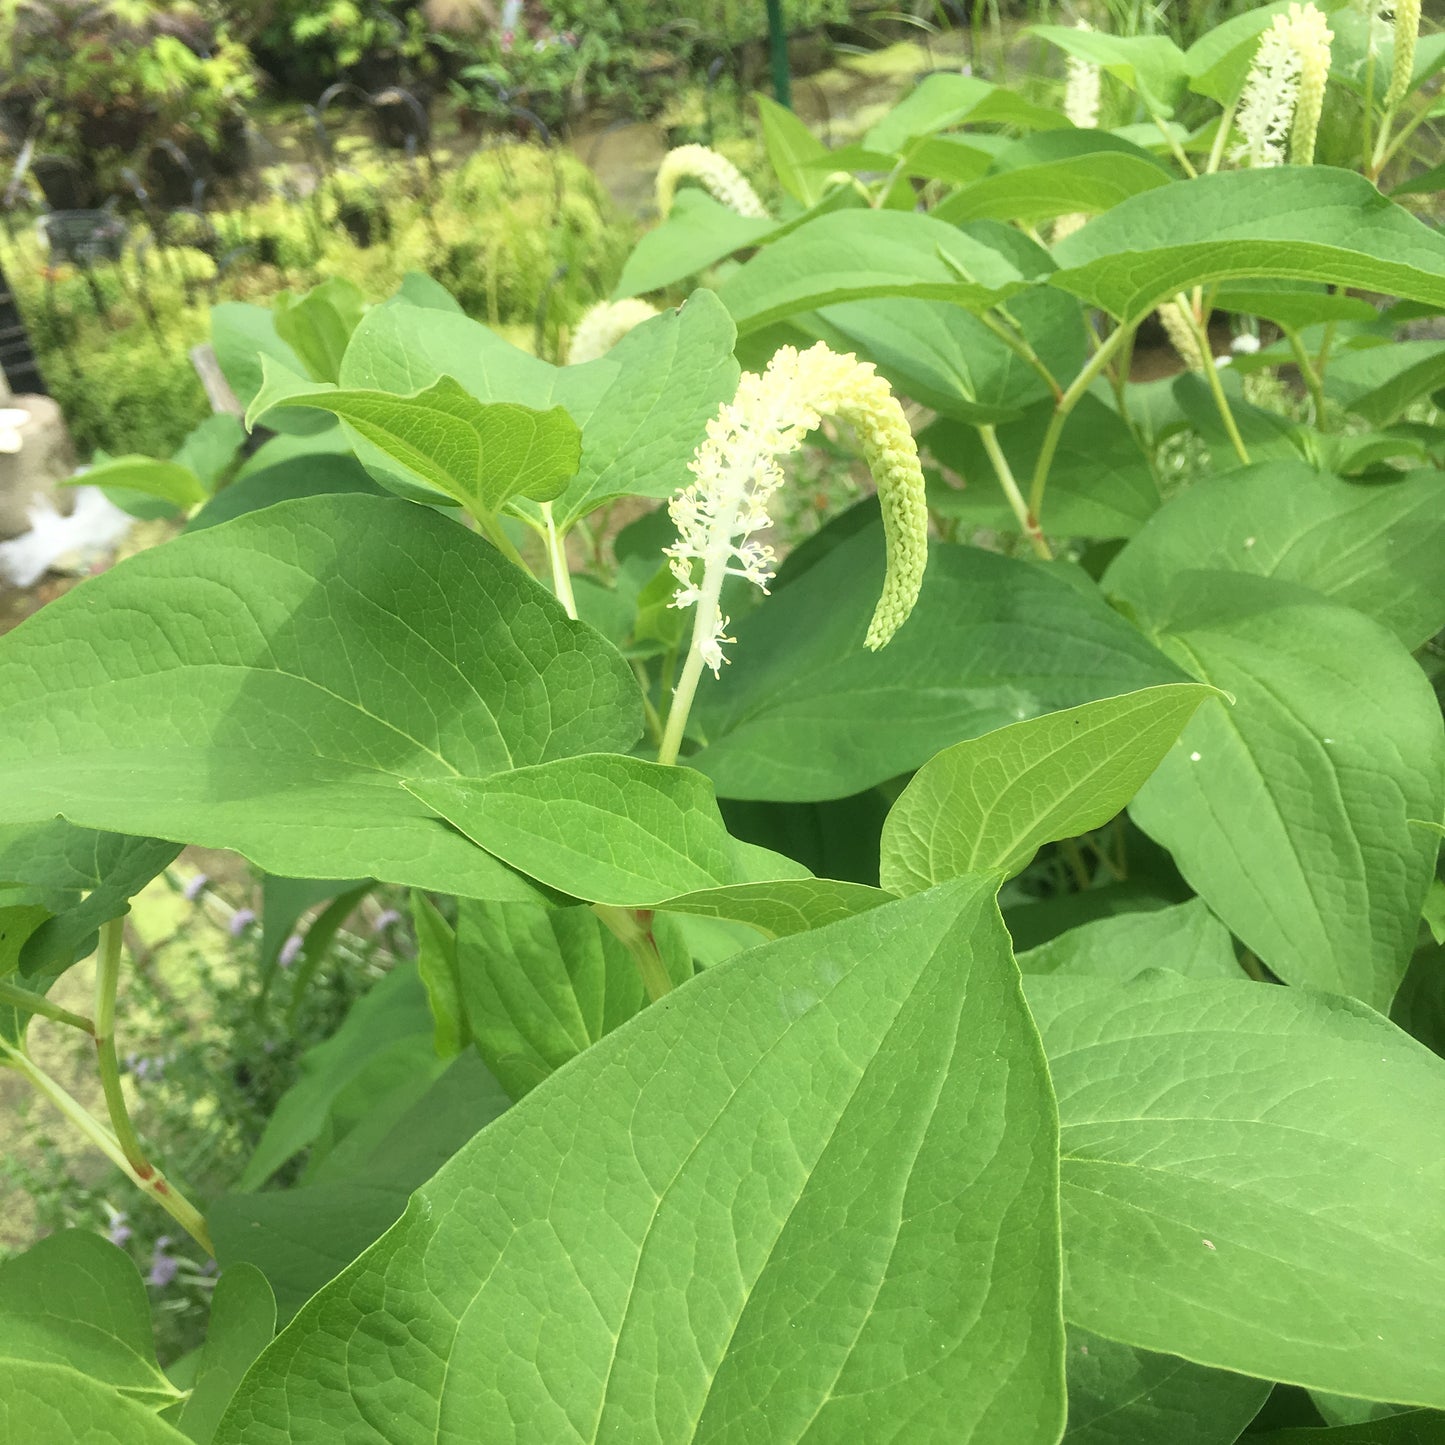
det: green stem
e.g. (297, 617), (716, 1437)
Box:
(0, 979), (94, 1034)
(1181, 298), (1251, 466)
(593, 905), (674, 1002)
(1058, 838), (1092, 892)
(1, 1034), (215, 1255)
(1205, 98), (1237, 175)
(92, 920), (215, 1254)
(1282, 324), (1329, 427)
(540, 501), (578, 619)
(1029, 319), (1134, 522)
(1152, 111), (1198, 178)
(978, 424), (1052, 560)
(633, 660), (664, 748)
(1379, 95), (1436, 172)
(474, 508), (529, 571)
(658, 557), (727, 767)
(978, 309), (1062, 402)
(1362, 48), (1378, 173)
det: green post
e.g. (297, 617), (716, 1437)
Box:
(766, 0), (793, 109)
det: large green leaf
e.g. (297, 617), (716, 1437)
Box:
(820, 285), (1087, 424)
(0, 1231), (180, 1409)
(718, 209), (1045, 336)
(75, 456), (208, 510)
(0, 495), (640, 897)
(1017, 898), (1241, 981)
(926, 393), (1161, 539)
(456, 897), (658, 1099)
(692, 525), (1184, 801)
(0, 1360), (190, 1444)
(1322, 340), (1445, 428)
(218, 880), (1065, 1444)
(880, 686), (1215, 894)
(862, 72), (1068, 153)
(935, 150), (1173, 226)
(613, 188), (777, 299)
(1251, 1414), (1445, 1443)
(1105, 460), (1445, 649)
(1128, 574), (1444, 1009)
(339, 289), (740, 529)
(1051, 169), (1445, 326)
(246, 364), (582, 515)
(1028, 971), (1445, 1407)
(174, 1266), (276, 1445)
(271, 276), (367, 385)
(1033, 25), (1189, 114)
(1185, 1), (1310, 105)
(1063, 1325), (1271, 1444)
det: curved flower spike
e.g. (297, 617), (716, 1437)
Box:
(655, 144), (769, 220)
(657, 343), (928, 764)
(1233, 4), (1333, 168)
(1384, 0), (1421, 108)
(569, 298), (660, 363)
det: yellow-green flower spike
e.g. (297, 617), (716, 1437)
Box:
(1385, 0), (1421, 108)
(1291, 4), (1334, 164)
(655, 145), (769, 220)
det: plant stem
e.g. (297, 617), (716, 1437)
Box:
(91, 920), (216, 1255)
(1282, 323), (1329, 427)
(658, 557), (728, 767)
(540, 501), (578, 619)
(1205, 99), (1237, 175)
(474, 508), (529, 571)
(1184, 298), (1251, 466)
(978, 424), (1051, 560)
(593, 905), (674, 1002)
(0, 979), (94, 1034)
(1, 1035), (214, 1255)
(633, 660), (664, 747)
(1378, 95), (1435, 172)
(1029, 319), (1134, 522)
(1362, 48), (1378, 173)
(978, 309), (1062, 401)
(1152, 112), (1198, 178)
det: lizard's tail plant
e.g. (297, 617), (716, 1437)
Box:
(656, 144), (770, 220)
(1233, 3), (1334, 168)
(568, 298), (660, 363)
(657, 341), (928, 766)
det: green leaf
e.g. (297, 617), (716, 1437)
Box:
(271, 276), (367, 385)
(0, 1231), (181, 1408)
(1052, 169), (1445, 326)
(1105, 460), (1445, 650)
(0, 1359), (191, 1444)
(935, 150), (1173, 227)
(209, 303), (326, 435)
(456, 897), (653, 1099)
(1211, 281), (1380, 331)
(1251, 1413), (1445, 1443)
(1063, 1325), (1271, 1444)
(1032, 25), (1189, 115)
(613, 189), (777, 298)
(172, 415), (245, 490)
(212, 1052), (507, 1323)
(0, 822), (181, 976)
(1029, 971), (1445, 1408)
(863, 72), (1068, 154)
(658, 877), (894, 938)
(1324, 340), (1445, 427)
(174, 1266), (276, 1445)
(218, 879), (1065, 1445)
(410, 755), (743, 906)
(410, 891), (468, 1059)
(692, 524), (1185, 801)
(237, 963), (446, 1190)
(246, 363), (582, 515)
(1185, 1), (1310, 104)
(186, 450), (382, 532)
(1128, 575), (1445, 1009)
(880, 685), (1217, 894)
(1016, 898), (1241, 981)
(718, 209), (1045, 336)
(755, 91), (828, 205)
(340, 289), (739, 530)
(820, 284), (1087, 424)
(925, 393), (1161, 538)
(72, 455), (208, 510)
(0, 495), (641, 897)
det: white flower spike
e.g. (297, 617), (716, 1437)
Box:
(656, 144), (769, 220)
(1384, 0), (1421, 108)
(1233, 4), (1333, 168)
(568, 299), (659, 364)
(657, 343), (928, 763)
(1063, 21), (1102, 130)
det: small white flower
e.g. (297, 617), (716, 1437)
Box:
(0, 407), (29, 455)
(1231, 333), (1263, 355)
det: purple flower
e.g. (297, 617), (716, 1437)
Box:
(106, 1211), (131, 1248)
(146, 1237), (179, 1289)
(229, 907), (257, 937)
(183, 873), (209, 902)
(278, 932), (304, 969)
(372, 908), (402, 935)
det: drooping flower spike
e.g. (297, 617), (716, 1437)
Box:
(657, 342), (928, 764)
(1383, 0), (1422, 108)
(655, 144), (769, 220)
(1063, 20), (1102, 130)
